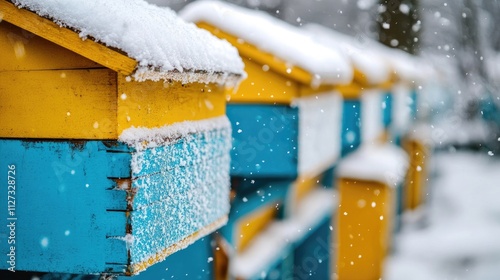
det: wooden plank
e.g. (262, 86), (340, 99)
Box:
(221, 180), (289, 247)
(226, 104), (299, 177)
(0, 140), (119, 274)
(335, 82), (364, 99)
(131, 131), (230, 208)
(0, 21), (102, 71)
(0, 69), (118, 139)
(227, 56), (299, 104)
(336, 178), (394, 280)
(235, 204), (277, 252)
(291, 175), (322, 208)
(341, 99), (362, 156)
(105, 238), (129, 265)
(0, 0), (137, 75)
(106, 152), (132, 179)
(292, 218), (332, 280)
(117, 76), (226, 135)
(132, 128), (230, 178)
(116, 237), (214, 279)
(198, 22), (314, 86)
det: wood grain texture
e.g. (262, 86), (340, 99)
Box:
(0, 21), (102, 71)
(117, 76), (226, 135)
(0, 0), (137, 75)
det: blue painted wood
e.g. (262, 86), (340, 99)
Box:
(292, 218), (332, 280)
(220, 180), (289, 246)
(263, 250), (294, 280)
(410, 89), (418, 121)
(243, 245), (293, 280)
(320, 165), (337, 189)
(394, 182), (405, 233)
(383, 93), (393, 129)
(341, 99), (361, 157)
(227, 104), (299, 178)
(0, 127), (231, 275)
(23, 237), (214, 280)
(0, 140), (120, 274)
(118, 237), (214, 280)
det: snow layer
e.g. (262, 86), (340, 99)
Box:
(361, 89), (384, 144)
(14, 0), (245, 85)
(119, 116), (230, 151)
(430, 116), (491, 147)
(391, 83), (413, 134)
(304, 23), (391, 85)
(180, 0), (353, 86)
(230, 188), (336, 279)
(294, 92), (343, 176)
(385, 151), (500, 280)
(336, 143), (409, 187)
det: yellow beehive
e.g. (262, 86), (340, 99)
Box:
(335, 144), (408, 280)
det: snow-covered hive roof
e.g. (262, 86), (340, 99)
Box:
(180, 0), (353, 86)
(336, 143), (409, 187)
(12, 0), (245, 86)
(304, 23), (391, 86)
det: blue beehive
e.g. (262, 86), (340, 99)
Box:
(0, 0), (244, 275)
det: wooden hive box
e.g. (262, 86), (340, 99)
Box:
(335, 143), (408, 280)
(0, 0), (244, 275)
(305, 24), (395, 157)
(180, 1), (353, 181)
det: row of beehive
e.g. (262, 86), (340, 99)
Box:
(0, 0), (433, 279)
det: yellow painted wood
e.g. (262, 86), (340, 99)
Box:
(0, 69), (226, 139)
(0, 21), (102, 71)
(197, 22), (342, 104)
(352, 68), (371, 88)
(116, 75), (226, 135)
(335, 83), (364, 99)
(377, 79), (394, 91)
(336, 178), (394, 280)
(197, 22), (314, 86)
(227, 56), (299, 104)
(130, 216), (228, 275)
(236, 204), (277, 252)
(0, 0), (137, 75)
(403, 138), (429, 210)
(213, 236), (230, 280)
(0, 69), (118, 139)
(292, 175), (322, 207)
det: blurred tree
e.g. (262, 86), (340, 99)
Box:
(377, 0), (420, 54)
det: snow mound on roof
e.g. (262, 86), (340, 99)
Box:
(14, 0), (245, 85)
(304, 23), (391, 85)
(337, 143), (409, 187)
(180, 0), (353, 86)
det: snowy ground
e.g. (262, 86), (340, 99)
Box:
(384, 150), (500, 280)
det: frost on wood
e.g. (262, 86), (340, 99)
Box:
(119, 116), (231, 152)
(230, 188), (336, 279)
(292, 92), (343, 176)
(13, 0), (245, 86)
(336, 143), (409, 187)
(180, 0), (353, 86)
(116, 117), (231, 270)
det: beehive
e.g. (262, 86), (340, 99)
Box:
(0, 0), (244, 275)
